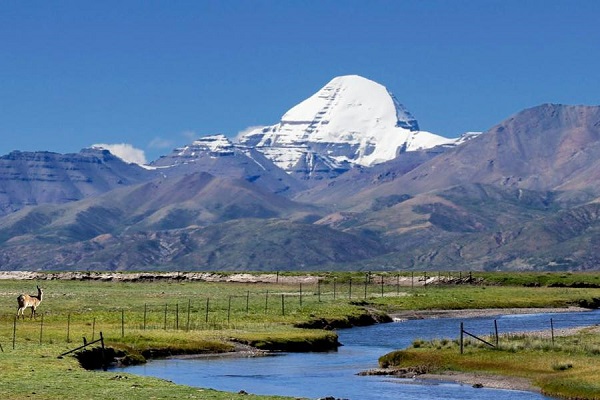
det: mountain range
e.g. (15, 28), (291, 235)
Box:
(1, 75), (600, 272)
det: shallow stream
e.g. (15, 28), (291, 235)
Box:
(116, 309), (600, 399)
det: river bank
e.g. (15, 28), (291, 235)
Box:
(390, 306), (589, 320)
(377, 308), (600, 398)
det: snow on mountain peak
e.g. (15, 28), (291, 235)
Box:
(186, 134), (234, 154)
(239, 75), (457, 173)
(281, 75), (419, 133)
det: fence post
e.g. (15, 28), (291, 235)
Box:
(92, 317), (96, 341)
(39, 313), (44, 345)
(176, 303), (179, 330)
(205, 298), (210, 323)
(164, 304), (168, 330)
(411, 271), (414, 288)
(551, 318), (555, 346)
(349, 278), (352, 299)
(67, 313), (71, 343)
(13, 316), (17, 350)
(187, 299), (191, 331)
(318, 280), (321, 302)
(227, 296), (232, 323)
(100, 332), (107, 371)
(265, 291), (269, 313)
(460, 322), (464, 354)
(381, 276), (384, 297)
(299, 283), (303, 307)
(364, 273), (368, 299)
(333, 278), (337, 300)
(396, 274), (400, 295)
(494, 319), (499, 347)
(246, 291), (250, 314)
(281, 294), (285, 316)
(121, 309), (125, 337)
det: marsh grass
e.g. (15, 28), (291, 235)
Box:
(383, 326), (600, 399)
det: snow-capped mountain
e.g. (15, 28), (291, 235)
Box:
(238, 75), (459, 178)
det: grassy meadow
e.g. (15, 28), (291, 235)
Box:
(380, 325), (600, 399)
(1, 271), (600, 399)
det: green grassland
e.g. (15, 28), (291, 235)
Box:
(2, 272), (600, 399)
(380, 326), (600, 399)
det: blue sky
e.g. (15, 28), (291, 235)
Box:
(1, 1), (599, 163)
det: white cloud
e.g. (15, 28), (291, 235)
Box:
(148, 137), (174, 149)
(92, 143), (148, 165)
(235, 125), (265, 141)
(181, 130), (198, 142)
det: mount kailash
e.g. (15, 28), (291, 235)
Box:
(1, 75), (599, 272)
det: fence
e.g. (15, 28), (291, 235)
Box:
(1, 271), (475, 349)
(459, 316), (583, 354)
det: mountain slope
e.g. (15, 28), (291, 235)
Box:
(0, 172), (318, 245)
(349, 104), (600, 208)
(0, 148), (154, 216)
(151, 135), (306, 195)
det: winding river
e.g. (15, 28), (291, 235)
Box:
(116, 310), (600, 399)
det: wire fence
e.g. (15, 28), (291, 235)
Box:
(0, 271), (477, 350)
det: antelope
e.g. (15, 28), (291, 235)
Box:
(16, 285), (44, 320)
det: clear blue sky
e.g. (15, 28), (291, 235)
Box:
(1, 0), (599, 163)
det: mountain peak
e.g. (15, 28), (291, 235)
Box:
(282, 74), (419, 131)
(239, 75), (457, 176)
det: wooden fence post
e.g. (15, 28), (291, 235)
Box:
(39, 313), (44, 345)
(205, 298), (210, 323)
(460, 322), (464, 354)
(164, 304), (168, 330)
(317, 280), (321, 302)
(227, 296), (232, 323)
(494, 319), (499, 347)
(264, 291), (269, 313)
(246, 291), (250, 314)
(100, 332), (107, 371)
(67, 313), (71, 343)
(333, 278), (337, 300)
(187, 299), (191, 331)
(281, 294), (285, 316)
(13, 316), (17, 350)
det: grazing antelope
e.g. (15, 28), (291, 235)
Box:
(16, 285), (44, 320)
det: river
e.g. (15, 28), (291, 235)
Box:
(115, 309), (600, 399)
